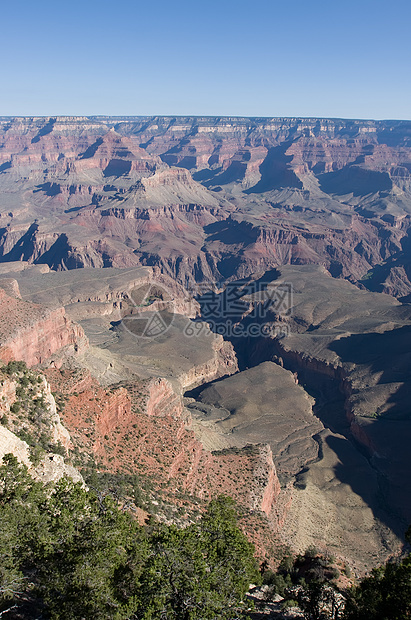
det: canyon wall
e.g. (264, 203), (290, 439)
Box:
(0, 287), (87, 367)
(0, 116), (411, 295)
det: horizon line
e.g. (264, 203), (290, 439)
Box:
(0, 114), (410, 123)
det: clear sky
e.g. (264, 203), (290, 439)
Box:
(1, 0), (410, 120)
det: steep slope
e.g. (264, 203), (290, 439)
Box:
(42, 366), (283, 564)
(0, 285), (87, 366)
(0, 362), (82, 484)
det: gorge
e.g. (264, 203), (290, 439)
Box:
(1, 116), (411, 576)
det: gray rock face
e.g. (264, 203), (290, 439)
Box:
(34, 453), (83, 485)
(0, 426), (31, 467)
(0, 425), (83, 485)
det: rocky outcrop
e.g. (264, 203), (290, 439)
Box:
(0, 362), (85, 496)
(33, 453), (84, 485)
(0, 277), (21, 298)
(0, 425), (83, 484)
(0, 426), (32, 467)
(0, 288), (87, 367)
(0, 367), (72, 449)
(94, 387), (132, 437)
(145, 377), (186, 419)
(0, 373), (16, 412)
(249, 445), (281, 516)
(37, 375), (72, 449)
(179, 336), (239, 389)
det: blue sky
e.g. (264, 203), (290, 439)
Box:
(1, 0), (410, 119)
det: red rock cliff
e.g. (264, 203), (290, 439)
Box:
(0, 288), (87, 367)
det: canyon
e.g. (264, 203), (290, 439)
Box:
(1, 116), (411, 574)
(1, 116), (411, 295)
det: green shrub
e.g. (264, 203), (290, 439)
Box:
(16, 428), (35, 445)
(29, 445), (45, 466)
(2, 361), (27, 375)
(305, 544), (320, 559)
(49, 442), (67, 457)
(10, 402), (21, 414)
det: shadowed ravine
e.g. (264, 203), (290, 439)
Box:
(185, 314), (405, 570)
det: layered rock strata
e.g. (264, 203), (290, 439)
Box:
(0, 287), (87, 367)
(1, 116), (411, 295)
